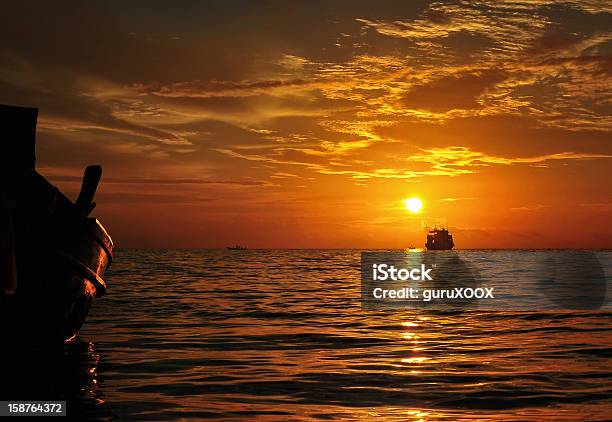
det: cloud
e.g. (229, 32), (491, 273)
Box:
(355, 1), (549, 61)
(278, 54), (311, 70)
(49, 175), (269, 187)
(92, 192), (219, 204)
(351, 2), (612, 131)
(578, 202), (612, 211)
(511, 204), (549, 211)
(212, 141), (612, 183)
(407, 146), (612, 176)
(145, 78), (318, 99)
(438, 197), (474, 202)
(402, 69), (508, 112)
(270, 172), (300, 179)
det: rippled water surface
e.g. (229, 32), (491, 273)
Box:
(76, 249), (612, 420)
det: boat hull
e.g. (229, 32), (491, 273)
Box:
(2, 217), (112, 344)
(425, 245), (454, 250)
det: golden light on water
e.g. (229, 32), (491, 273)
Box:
(405, 197), (423, 213)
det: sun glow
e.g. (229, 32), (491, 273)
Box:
(405, 197), (423, 213)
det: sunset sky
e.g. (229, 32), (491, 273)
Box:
(1, 1), (611, 248)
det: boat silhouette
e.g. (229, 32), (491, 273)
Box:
(425, 226), (454, 250)
(227, 245), (247, 250)
(0, 104), (113, 345)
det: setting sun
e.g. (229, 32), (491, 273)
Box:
(405, 197), (423, 213)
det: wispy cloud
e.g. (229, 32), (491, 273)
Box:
(511, 204), (549, 211)
(438, 197), (474, 202)
(407, 146), (612, 176)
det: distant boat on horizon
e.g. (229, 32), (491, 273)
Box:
(227, 245), (247, 250)
(425, 226), (454, 250)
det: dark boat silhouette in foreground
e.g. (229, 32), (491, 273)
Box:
(425, 226), (454, 250)
(227, 245), (247, 250)
(0, 104), (113, 344)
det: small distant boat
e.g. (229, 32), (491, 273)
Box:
(227, 245), (247, 250)
(425, 226), (454, 250)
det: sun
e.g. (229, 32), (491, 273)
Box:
(405, 197), (423, 213)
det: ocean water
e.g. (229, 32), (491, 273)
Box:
(70, 249), (612, 420)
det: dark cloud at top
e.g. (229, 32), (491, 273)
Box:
(0, 1), (432, 84)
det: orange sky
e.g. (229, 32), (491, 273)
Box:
(1, 1), (611, 248)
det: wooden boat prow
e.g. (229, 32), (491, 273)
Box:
(0, 104), (114, 344)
